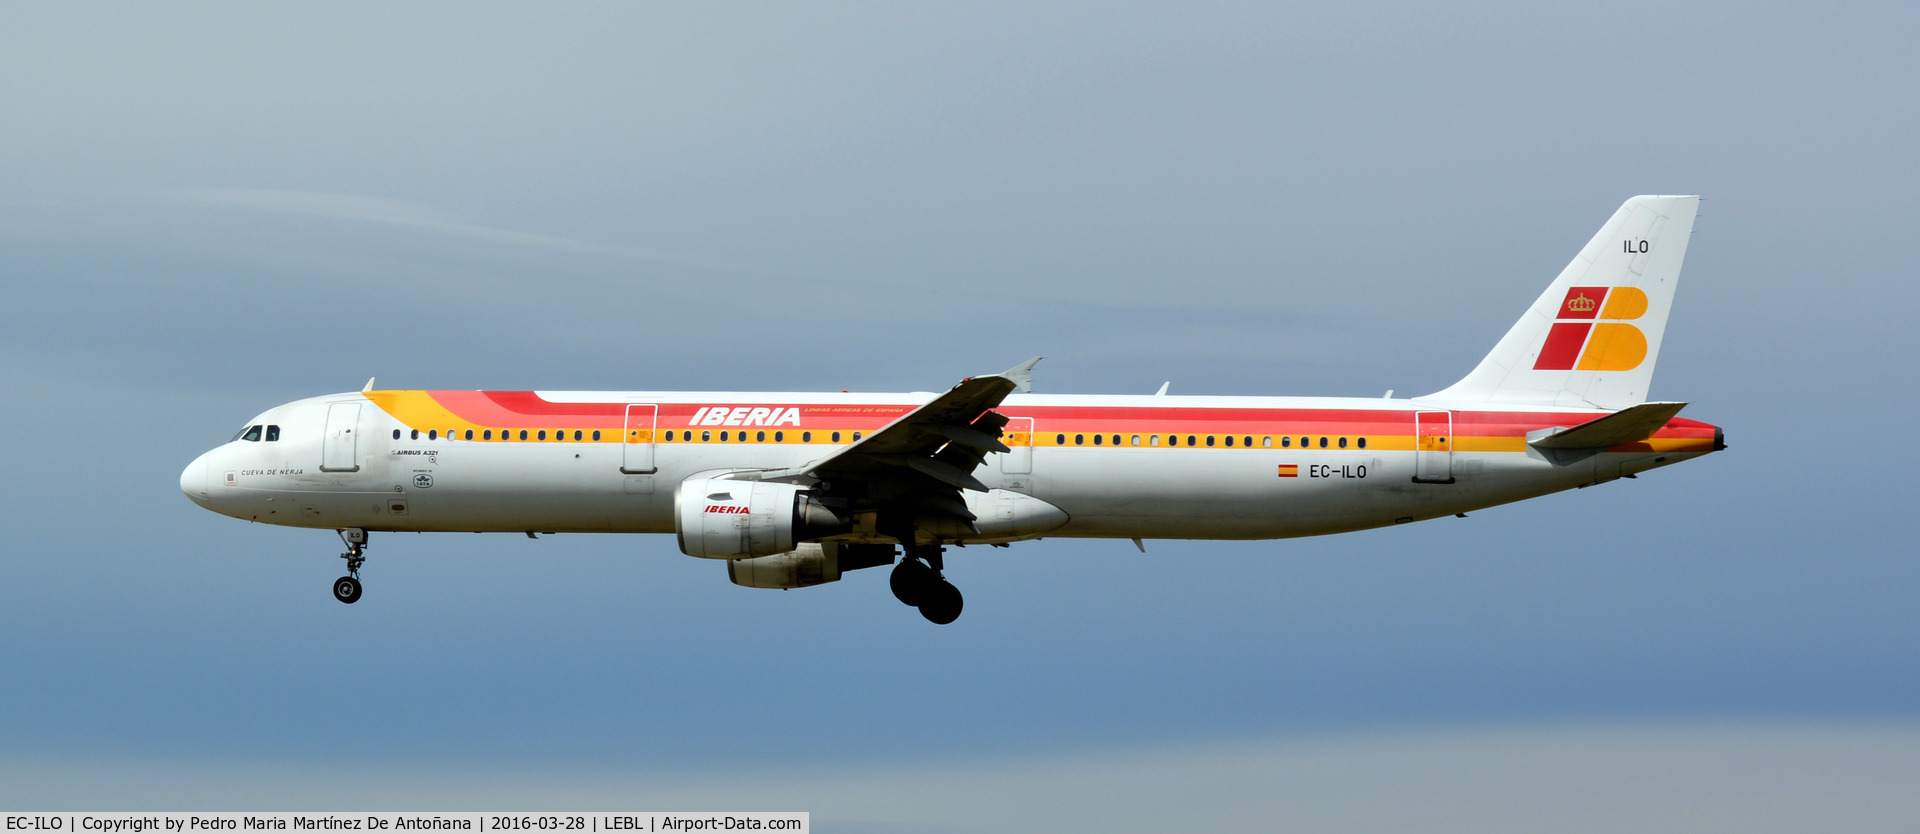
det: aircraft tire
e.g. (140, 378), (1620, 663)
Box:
(333, 576), (363, 605)
(918, 580), (963, 625)
(890, 559), (933, 607)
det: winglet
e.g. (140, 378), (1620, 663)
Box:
(362, 377), (376, 392)
(999, 357), (1043, 393)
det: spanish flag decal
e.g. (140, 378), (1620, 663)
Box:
(1277, 464), (1299, 478)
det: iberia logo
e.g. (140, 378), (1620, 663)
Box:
(1534, 286), (1649, 371)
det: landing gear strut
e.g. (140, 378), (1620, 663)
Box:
(890, 545), (963, 625)
(333, 528), (367, 604)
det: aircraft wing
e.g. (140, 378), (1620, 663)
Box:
(755, 357), (1040, 531)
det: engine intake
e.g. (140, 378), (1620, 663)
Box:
(675, 477), (849, 559)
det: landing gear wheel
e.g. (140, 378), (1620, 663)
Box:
(335, 528), (368, 605)
(890, 558), (934, 606)
(918, 580), (963, 625)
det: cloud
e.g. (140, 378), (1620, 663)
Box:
(165, 187), (757, 274)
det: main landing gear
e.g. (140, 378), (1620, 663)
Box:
(890, 545), (963, 625)
(333, 527), (367, 604)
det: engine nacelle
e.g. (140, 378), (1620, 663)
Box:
(726, 542), (895, 589)
(675, 477), (849, 559)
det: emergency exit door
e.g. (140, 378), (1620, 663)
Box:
(1413, 410), (1454, 484)
(1000, 416), (1033, 475)
(622, 404), (658, 474)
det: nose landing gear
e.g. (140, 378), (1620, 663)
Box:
(890, 545), (963, 625)
(333, 528), (367, 604)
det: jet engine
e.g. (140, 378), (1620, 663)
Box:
(727, 542), (896, 589)
(675, 477), (850, 559)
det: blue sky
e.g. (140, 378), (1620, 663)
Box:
(3, 3), (1917, 829)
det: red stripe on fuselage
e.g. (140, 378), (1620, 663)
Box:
(414, 391), (1716, 441)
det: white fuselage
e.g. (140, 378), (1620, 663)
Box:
(181, 390), (1720, 543)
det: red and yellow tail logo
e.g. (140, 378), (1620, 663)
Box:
(1534, 286), (1649, 371)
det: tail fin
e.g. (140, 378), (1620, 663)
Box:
(1422, 195), (1700, 410)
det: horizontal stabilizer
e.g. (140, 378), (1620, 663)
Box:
(1529, 401), (1687, 450)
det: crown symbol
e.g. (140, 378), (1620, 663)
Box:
(1567, 292), (1598, 313)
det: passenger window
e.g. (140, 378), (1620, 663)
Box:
(1281, 436), (1291, 448)
(1093, 434), (1102, 445)
(429, 430), (438, 440)
(484, 430), (493, 440)
(802, 431), (812, 443)
(393, 429), (401, 440)
(1262, 436), (1272, 448)
(464, 429), (473, 440)
(1112, 435), (1121, 446)
(537, 430), (546, 441)
(1149, 435), (1160, 447)
(1319, 436), (1328, 448)
(1299, 436), (1308, 448)
(1075, 434), (1084, 445)
(1358, 437), (1367, 449)
(1244, 436), (1253, 448)
(853, 432), (862, 441)
(775, 431), (784, 442)
(1339, 437), (1348, 448)
(241, 425), (263, 442)
(1206, 435), (1215, 447)
(574, 430), (583, 441)
(519, 430), (528, 441)
(719, 431), (729, 442)
(593, 430), (601, 441)
(1056, 434), (1065, 445)
(756, 431), (765, 442)
(1131, 435), (1141, 446)
(701, 431), (711, 442)
(1181, 435), (1192, 447)
(411, 429), (420, 440)
(1224, 436), (1233, 447)
(832, 431), (842, 443)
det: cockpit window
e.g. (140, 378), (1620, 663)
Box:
(265, 425), (280, 442)
(238, 425), (263, 442)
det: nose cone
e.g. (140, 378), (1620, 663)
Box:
(181, 452), (210, 505)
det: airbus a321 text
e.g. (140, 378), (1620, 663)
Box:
(182, 196), (1724, 624)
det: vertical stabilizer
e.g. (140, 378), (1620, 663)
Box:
(1421, 195), (1699, 410)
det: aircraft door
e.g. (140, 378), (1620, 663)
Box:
(622, 404), (658, 474)
(320, 402), (362, 472)
(1000, 416), (1033, 475)
(1414, 410), (1454, 484)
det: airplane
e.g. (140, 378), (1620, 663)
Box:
(181, 195), (1724, 624)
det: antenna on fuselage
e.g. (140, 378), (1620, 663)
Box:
(362, 377), (376, 392)
(1155, 382), (1170, 396)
